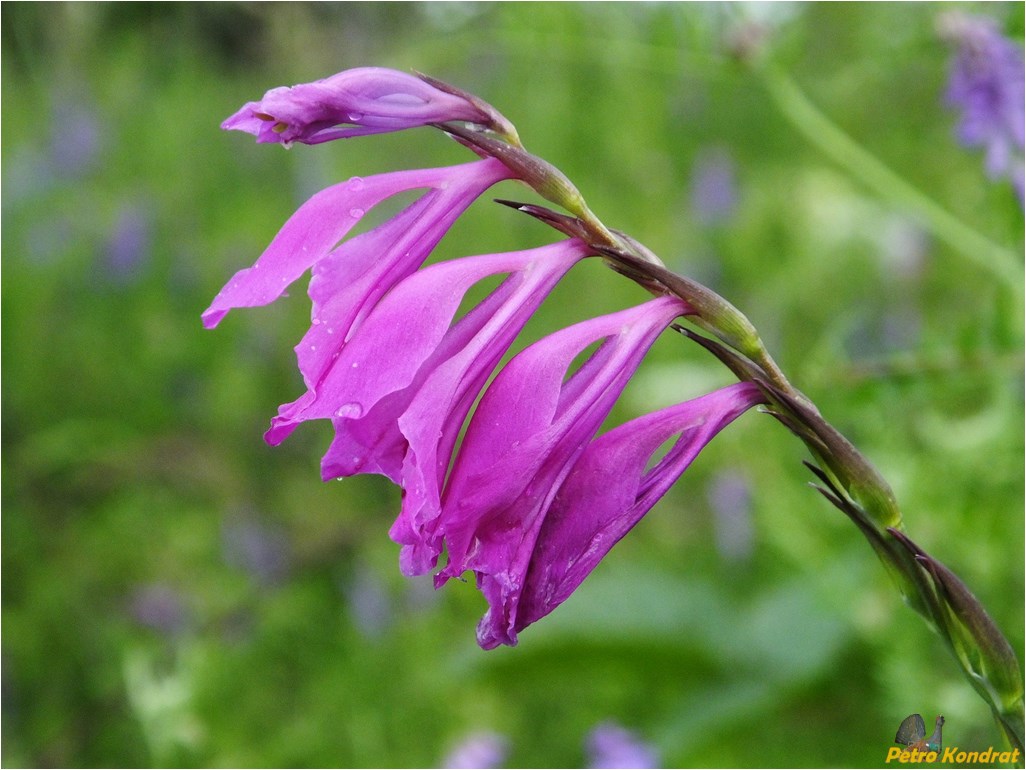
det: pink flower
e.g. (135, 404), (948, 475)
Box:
(202, 159), (512, 332)
(314, 239), (593, 487)
(396, 297), (740, 648)
(222, 67), (498, 147)
(208, 67), (767, 649)
(510, 382), (764, 647)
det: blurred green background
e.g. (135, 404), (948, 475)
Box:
(2, 3), (1023, 767)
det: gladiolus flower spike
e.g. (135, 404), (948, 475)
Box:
(203, 68), (781, 649)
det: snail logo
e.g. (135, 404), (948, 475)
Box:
(895, 713), (945, 753)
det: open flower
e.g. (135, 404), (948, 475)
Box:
(203, 158), (517, 456)
(511, 382), (765, 645)
(222, 67), (505, 147)
(202, 158), (512, 332)
(407, 297), (698, 646)
(315, 239), (593, 486)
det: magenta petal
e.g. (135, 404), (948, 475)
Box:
(387, 240), (592, 574)
(494, 382), (766, 646)
(202, 160), (508, 330)
(316, 240), (590, 486)
(421, 297), (690, 647)
(222, 67), (491, 147)
(262, 159), (512, 445)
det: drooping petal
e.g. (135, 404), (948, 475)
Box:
(492, 381), (765, 647)
(261, 158), (513, 446)
(222, 67), (497, 147)
(202, 158), (511, 330)
(312, 239), (591, 484)
(424, 297), (691, 646)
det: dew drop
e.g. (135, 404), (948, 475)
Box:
(351, 362), (359, 369)
(347, 176), (364, 191)
(349, 207), (365, 219)
(335, 402), (364, 419)
(348, 112), (364, 122)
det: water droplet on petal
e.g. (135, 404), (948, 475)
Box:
(348, 112), (364, 123)
(349, 207), (365, 219)
(347, 176), (364, 191)
(335, 402), (364, 419)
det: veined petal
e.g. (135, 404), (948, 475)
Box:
(202, 159), (510, 330)
(222, 67), (497, 147)
(312, 240), (591, 484)
(492, 382), (766, 648)
(430, 297), (691, 642)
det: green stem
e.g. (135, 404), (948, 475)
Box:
(760, 65), (1024, 296)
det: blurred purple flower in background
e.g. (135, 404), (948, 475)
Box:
(128, 584), (190, 637)
(707, 469), (754, 564)
(940, 12), (1025, 201)
(50, 96), (102, 178)
(104, 203), (153, 285)
(689, 147), (738, 226)
(585, 721), (660, 769)
(441, 730), (510, 769)
(341, 562), (394, 639)
(221, 516), (290, 587)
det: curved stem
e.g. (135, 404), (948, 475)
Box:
(433, 72), (1023, 746)
(759, 65), (1024, 297)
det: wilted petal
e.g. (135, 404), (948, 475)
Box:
(222, 67), (497, 146)
(508, 382), (765, 645)
(314, 240), (591, 484)
(202, 159), (510, 330)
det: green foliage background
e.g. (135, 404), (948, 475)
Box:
(2, 3), (1022, 767)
